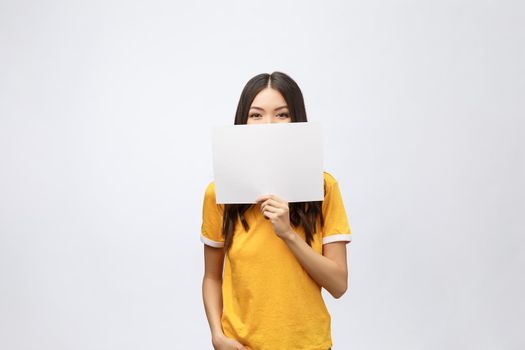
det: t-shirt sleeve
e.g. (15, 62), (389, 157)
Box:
(200, 182), (225, 248)
(321, 174), (352, 245)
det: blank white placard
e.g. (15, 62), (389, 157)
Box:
(211, 121), (324, 204)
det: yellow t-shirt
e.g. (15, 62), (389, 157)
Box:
(200, 171), (351, 350)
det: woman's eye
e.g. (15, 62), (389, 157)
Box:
(277, 113), (289, 118)
(249, 114), (262, 118)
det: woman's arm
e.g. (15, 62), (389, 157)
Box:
(202, 245), (226, 341)
(283, 234), (348, 298)
(256, 194), (349, 298)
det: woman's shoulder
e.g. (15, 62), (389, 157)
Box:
(202, 180), (224, 210)
(203, 180), (218, 201)
(205, 180), (216, 193)
(322, 170), (339, 186)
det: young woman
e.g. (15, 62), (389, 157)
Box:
(200, 71), (351, 350)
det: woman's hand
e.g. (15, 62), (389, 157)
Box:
(212, 332), (252, 350)
(255, 194), (294, 240)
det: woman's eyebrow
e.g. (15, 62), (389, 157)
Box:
(250, 105), (288, 111)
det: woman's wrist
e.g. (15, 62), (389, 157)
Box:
(211, 331), (226, 348)
(281, 228), (297, 242)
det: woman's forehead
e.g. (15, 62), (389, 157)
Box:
(250, 88), (287, 109)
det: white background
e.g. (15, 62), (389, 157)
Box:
(1, 1), (523, 349)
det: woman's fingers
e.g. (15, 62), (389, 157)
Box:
(261, 204), (281, 213)
(256, 195), (288, 207)
(271, 198), (288, 208)
(262, 211), (278, 220)
(260, 198), (287, 212)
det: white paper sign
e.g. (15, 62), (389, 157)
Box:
(211, 121), (324, 204)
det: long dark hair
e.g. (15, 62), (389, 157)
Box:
(222, 71), (326, 253)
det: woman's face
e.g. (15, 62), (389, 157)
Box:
(247, 88), (292, 124)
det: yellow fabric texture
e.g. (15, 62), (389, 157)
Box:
(200, 171), (351, 350)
